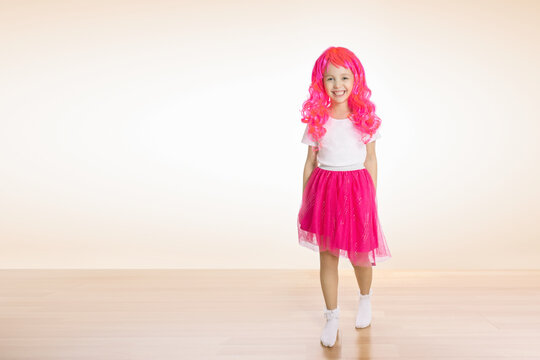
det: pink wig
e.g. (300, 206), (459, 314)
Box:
(301, 46), (382, 151)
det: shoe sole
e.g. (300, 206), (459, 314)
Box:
(355, 323), (371, 329)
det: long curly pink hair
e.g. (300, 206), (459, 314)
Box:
(301, 46), (382, 151)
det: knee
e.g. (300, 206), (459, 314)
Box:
(320, 250), (339, 265)
(351, 253), (372, 268)
(352, 263), (372, 270)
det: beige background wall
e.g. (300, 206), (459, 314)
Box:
(1, 0), (539, 269)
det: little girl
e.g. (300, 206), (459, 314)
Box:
(297, 46), (392, 347)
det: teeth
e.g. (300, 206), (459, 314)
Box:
(333, 90), (346, 96)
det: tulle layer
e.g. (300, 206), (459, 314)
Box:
(297, 167), (391, 266)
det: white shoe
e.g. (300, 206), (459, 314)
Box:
(355, 288), (372, 329)
(320, 305), (340, 347)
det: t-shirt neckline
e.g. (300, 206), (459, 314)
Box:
(330, 116), (350, 121)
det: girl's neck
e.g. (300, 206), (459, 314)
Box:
(329, 104), (351, 119)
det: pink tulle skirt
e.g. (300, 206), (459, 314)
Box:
(297, 166), (391, 266)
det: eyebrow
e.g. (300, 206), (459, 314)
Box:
(324, 73), (351, 77)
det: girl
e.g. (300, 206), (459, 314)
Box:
(297, 46), (391, 347)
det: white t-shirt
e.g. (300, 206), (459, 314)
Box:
(301, 116), (381, 168)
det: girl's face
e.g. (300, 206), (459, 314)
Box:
(323, 63), (354, 104)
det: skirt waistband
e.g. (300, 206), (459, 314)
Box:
(318, 163), (365, 171)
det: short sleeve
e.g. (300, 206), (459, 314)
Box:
(367, 128), (382, 143)
(301, 125), (318, 146)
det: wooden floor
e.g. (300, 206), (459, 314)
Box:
(0, 269), (539, 359)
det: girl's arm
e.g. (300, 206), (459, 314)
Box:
(303, 146), (318, 193)
(364, 141), (378, 191)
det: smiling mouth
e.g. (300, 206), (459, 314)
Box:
(332, 90), (346, 96)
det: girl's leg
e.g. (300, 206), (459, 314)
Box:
(353, 263), (372, 295)
(353, 262), (373, 329)
(319, 250), (339, 309)
(319, 250), (341, 347)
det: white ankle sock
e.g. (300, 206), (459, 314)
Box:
(321, 305), (340, 347)
(355, 288), (372, 329)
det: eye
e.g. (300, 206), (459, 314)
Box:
(343, 77), (349, 80)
